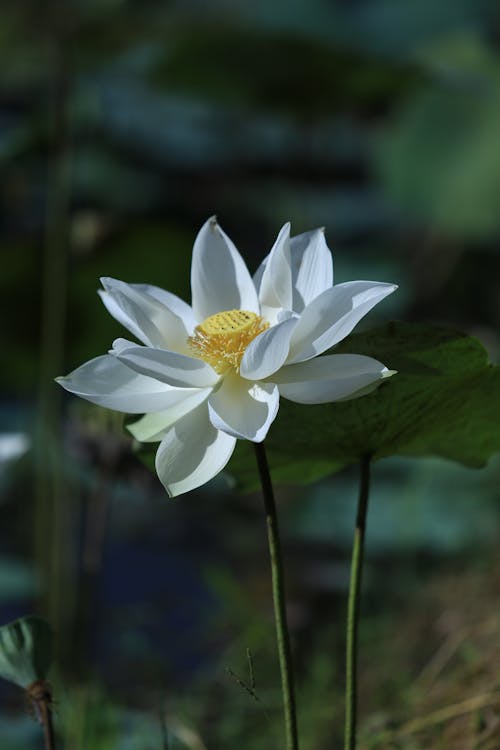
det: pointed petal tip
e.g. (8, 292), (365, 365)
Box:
(100, 275), (125, 289)
(99, 276), (117, 291)
(383, 368), (398, 379)
(155, 471), (176, 499)
(154, 452), (176, 499)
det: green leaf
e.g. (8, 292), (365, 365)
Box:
(228, 322), (500, 489)
(0, 616), (53, 689)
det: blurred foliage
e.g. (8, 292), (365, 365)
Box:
(2, 0), (500, 747)
(33, 557), (500, 748)
(151, 26), (426, 119)
(0, 559), (35, 602)
(287, 456), (500, 556)
(378, 33), (500, 237)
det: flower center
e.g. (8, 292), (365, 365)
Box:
(188, 310), (269, 374)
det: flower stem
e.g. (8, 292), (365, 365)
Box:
(28, 681), (57, 750)
(254, 442), (299, 750)
(344, 454), (372, 750)
(42, 709), (57, 750)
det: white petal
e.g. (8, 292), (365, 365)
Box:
(191, 217), (259, 321)
(273, 354), (395, 404)
(208, 373), (279, 442)
(287, 281), (397, 363)
(110, 337), (137, 354)
(258, 223), (292, 324)
(132, 284), (196, 333)
(98, 289), (149, 345)
(240, 317), (297, 380)
(56, 355), (200, 413)
(128, 388), (211, 442)
(100, 278), (194, 353)
(255, 228), (334, 315)
(252, 255), (267, 295)
(112, 343), (219, 387)
(289, 228), (333, 312)
(155, 403), (236, 497)
(99, 279), (168, 348)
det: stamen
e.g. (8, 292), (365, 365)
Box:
(188, 310), (269, 374)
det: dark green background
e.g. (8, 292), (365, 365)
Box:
(1, 1), (500, 747)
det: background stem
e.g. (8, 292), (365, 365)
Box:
(254, 442), (299, 750)
(344, 454), (372, 750)
(35, 4), (73, 669)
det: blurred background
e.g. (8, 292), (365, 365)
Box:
(1, 0), (500, 747)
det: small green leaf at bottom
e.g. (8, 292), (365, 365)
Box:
(0, 616), (53, 689)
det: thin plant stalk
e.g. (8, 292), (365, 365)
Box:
(28, 681), (57, 750)
(42, 711), (57, 750)
(35, 10), (72, 662)
(254, 442), (299, 750)
(344, 454), (372, 750)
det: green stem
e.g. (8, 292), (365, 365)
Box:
(344, 454), (372, 750)
(254, 442), (299, 750)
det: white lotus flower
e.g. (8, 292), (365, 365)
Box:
(57, 218), (396, 497)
